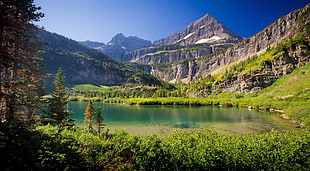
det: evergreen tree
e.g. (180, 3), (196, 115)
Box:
(84, 101), (95, 133)
(95, 107), (105, 135)
(0, 0), (45, 124)
(44, 68), (72, 125)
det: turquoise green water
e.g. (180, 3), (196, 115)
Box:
(69, 102), (294, 134)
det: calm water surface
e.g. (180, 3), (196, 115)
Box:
(69, 102), (295, 135)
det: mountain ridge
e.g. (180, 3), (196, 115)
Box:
(79, 33), (152, 61)
(153, 13), (243, 46)
(126, 13), (242, 64)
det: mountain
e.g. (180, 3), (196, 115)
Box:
(151, 3), (310, 93)
(38, 31), (171, 91)
(79, 33), (153, 61)
(153, 13), (243, 46)
(126, 13), (242, 64)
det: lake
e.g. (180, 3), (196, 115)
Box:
(69, 101), (296, 136)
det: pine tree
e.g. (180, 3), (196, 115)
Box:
(84, 101), (95, 133)
(95, 107), (105, 135)
(44, 68), (72, 125)
(0, 0), (45, 124)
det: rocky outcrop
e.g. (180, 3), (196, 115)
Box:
(152, 3), (310, 86)
(212, 44), (310, 94)
(153, 14), (243, 46)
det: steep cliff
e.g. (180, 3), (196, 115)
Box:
(128, 43), (232, 64)
(152, 3), (310, 88)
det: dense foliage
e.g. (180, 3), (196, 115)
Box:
(1, 124), (309, 170)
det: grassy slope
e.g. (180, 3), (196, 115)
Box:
(257, 62), (310, 124)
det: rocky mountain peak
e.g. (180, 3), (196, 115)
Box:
(79, 33), (153, 61)
(153, 13), (243, 46)
(109, 33), (127, 44)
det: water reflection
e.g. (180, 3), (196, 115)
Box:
(69, 102), (293, 133)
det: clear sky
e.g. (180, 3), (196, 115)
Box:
(35, 0), (309, 43)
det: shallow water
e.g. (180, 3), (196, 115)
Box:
(69, 102), (296, 136)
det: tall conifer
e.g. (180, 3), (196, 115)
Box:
(84, 101), (95, 132)
(95, 107), (105, 135)
(0, 0), (45, 124)
(44, 68), (72, 125)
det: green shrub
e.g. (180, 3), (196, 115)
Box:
(1, 124), (309, 170)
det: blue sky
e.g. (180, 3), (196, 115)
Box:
(35, 0), (309, 43)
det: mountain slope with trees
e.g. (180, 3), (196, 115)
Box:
(38, 31), (172, 90)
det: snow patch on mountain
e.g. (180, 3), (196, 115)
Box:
(195, 36), (222, 44)
(183, 32), (195, 40)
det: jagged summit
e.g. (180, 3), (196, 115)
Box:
(109, 33), (126, 44)
(153, 13), (243, 46)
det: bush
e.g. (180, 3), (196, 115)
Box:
(1, 124), (309, 170)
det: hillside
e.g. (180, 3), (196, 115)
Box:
(38, 31), (171, 90)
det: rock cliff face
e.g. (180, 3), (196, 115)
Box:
(211, 44), (310, 94)
(152, 3), (310, 87)
(128, 43), (232, 64)
(153, 14), (243, 46)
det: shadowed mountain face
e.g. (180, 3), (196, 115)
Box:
(38, 31), (171, 91)
(153, 13), (243, 46)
